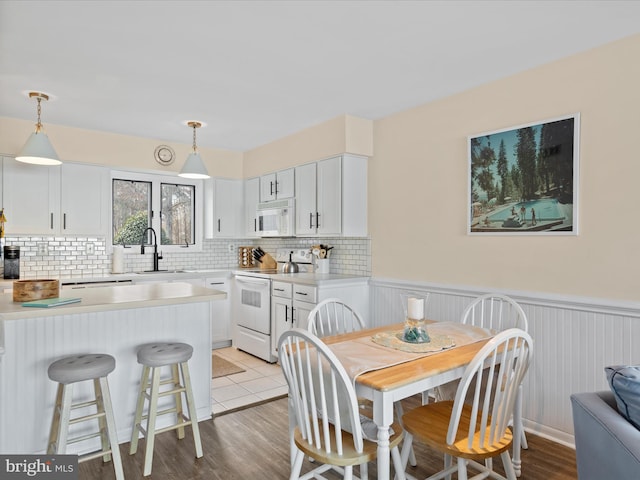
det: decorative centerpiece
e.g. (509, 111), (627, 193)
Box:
(402, 293), (430, 343)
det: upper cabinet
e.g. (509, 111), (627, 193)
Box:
(260, 168), (294, 202)
(60, 163), (109, 235)
(244, 177), (260, 238)
(295, 155), (367, 237)
(204, 178), (244, 238)
(1, 158), (108, 235)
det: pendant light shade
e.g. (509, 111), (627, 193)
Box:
(179, 121), (209, 179)
(16, 92), (61, 166)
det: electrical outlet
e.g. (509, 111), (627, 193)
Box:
(86, 242), (95, 255)
(37, 242), (48, 256)
(227, 243), (235, 253)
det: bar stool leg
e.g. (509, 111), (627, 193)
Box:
(99, 376), (125, 480)
(172, 364), (186, 440)
(143, 366), (162, 476)
(94, 378), (111, 463)
(180, 361), (202, 458)
(130, 365), (149, 455)
(53, 385), (74, 454)
(47, 384), (64, 454)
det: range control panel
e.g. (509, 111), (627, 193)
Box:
(275, 248), (313, 264)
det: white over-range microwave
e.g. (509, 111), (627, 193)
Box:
(257, 198), (295, 237)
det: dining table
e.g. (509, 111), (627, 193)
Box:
(321, 320), (524, 480)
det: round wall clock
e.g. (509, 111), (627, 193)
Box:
(154, 145), (175, 166)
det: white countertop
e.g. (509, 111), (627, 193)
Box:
(233, 269), (370, 286)
(0, 282), (226, 321)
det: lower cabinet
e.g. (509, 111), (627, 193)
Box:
(272, 282), (316, 357)
(271, 278), (369, 357)
(206, 276), (231, 348)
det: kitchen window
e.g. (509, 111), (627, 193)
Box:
(111, 171), (203, 252)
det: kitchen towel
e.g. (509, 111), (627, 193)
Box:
(112, 246), (125, 274)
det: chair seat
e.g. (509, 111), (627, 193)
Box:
(48, 354), (115, 384)
(402, 400), (513, 460)
(136, 342), (193, 367)
(294, 419), (404, 467)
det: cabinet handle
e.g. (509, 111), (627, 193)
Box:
(285, 305), (289, 322)
(309, 212), (313, 229)
(291, 306), (296, 325)
(254, 218), (257, 232)
(275, 180), (279, 195)
(63, 213), (67, 230)
(316, 212), (320, 228)
(217, 219), (221, 232)
(270, 181), (274, 196)
(273, 287), (285, 292)
(50, 213), (54, 230)
(295, 291), (308, 296)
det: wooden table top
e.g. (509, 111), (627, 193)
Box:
(323, 321), (493, 392)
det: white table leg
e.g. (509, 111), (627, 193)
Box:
(373, 391), (395, 480)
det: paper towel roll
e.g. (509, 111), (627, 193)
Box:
(112, 246), (125, 274)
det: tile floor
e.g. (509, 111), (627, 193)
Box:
(211, 346), (289, 415)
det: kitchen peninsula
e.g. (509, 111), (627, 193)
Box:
(0, 282), (226, 454)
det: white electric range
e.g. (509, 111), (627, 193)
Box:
(232, 249), (313, 362)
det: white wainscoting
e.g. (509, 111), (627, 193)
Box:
(370, 277), (640, 448)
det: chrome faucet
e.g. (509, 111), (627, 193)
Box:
(140, 227), (163, 271)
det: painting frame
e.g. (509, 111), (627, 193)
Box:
(468, 113), (580, 236)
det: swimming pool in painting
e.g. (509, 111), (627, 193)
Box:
(487, 198), (565, 222)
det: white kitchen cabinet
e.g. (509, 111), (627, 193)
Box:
(271, 281), (315, 357)
(206, 276), (231, 348)
(271, 277), (369, 357)
(60, 163), (109, 235)
(2, 158), (107, 235)
(2, 157), (58, 234)
(260, 168), (294, 202)
(295, 156), (341, 236)
(204, 178), (244, 238)
(295, 154), (367, 237)
(244, 177), (260, 238)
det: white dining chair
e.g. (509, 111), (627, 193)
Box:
(400, 328), (533, 480)
(435, 293), (530, 455)
(307, 298), (418, 468)
(307, 298), (366, 337)
(279, 328), (406, 480)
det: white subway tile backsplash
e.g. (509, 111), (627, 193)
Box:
(1, 235), (370, 279)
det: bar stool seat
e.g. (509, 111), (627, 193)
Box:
(47, 353), (124, 480)
(130, 342), (203, 476)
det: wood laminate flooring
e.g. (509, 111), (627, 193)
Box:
(79, 396), (577, 479)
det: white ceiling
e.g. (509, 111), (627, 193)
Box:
(1, 0), (639, 152)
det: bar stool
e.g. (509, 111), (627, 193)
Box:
(47, 353), (124, 480)
(129, 342), (203, 476)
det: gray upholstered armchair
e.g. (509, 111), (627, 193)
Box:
(571, 391), (640, 479)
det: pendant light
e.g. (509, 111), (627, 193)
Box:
(16, 92), (61, 165)
(179, 121), (209, 179)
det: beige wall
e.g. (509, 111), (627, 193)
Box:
(370, 33), (640, 302)
(0, 118), (243, 178)
(243, 114), (373, 178)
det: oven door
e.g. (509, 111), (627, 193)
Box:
(234, 275), (271, 335)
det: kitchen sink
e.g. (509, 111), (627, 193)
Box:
(134, 270), (186, 274)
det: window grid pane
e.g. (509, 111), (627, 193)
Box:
(161, 183), (195, 245)
(112, 179), (151, 245)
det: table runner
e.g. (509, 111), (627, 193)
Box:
(327, 321), (492, 382)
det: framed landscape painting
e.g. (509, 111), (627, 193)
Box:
(468, 113), (579, 235)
